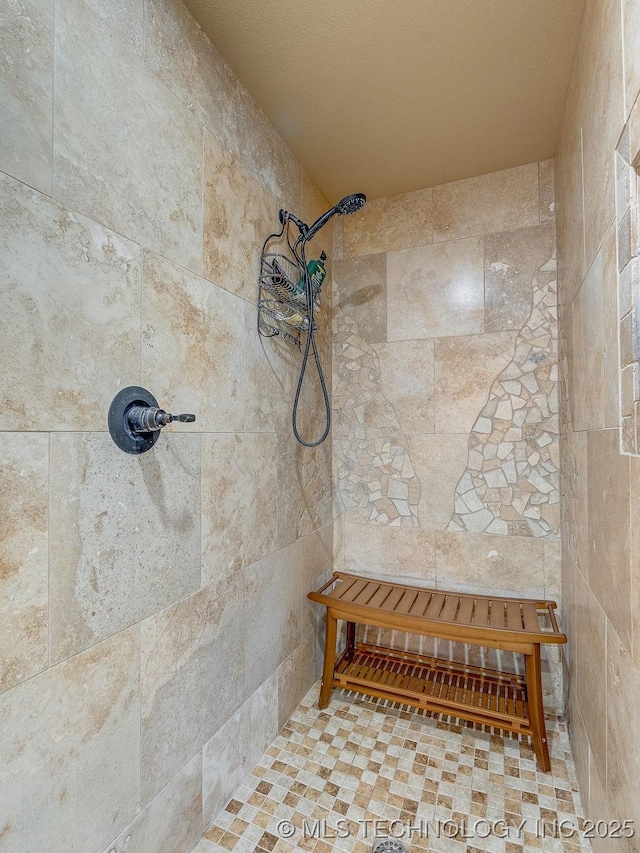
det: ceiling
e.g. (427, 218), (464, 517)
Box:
(183, 0), (585, 201)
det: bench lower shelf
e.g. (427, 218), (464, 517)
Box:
(333, 643), (533, 737)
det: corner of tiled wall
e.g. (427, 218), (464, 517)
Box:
(555, 0), (640, 846)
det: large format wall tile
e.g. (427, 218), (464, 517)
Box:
(201, 433), (278, 586)
(606, 627), (640, 843)
(103, 753), (202, 853)
(579, 0), (624, 270)
(0, 433), (48, 693)
(54, 0), (203, 273)
(0, 627), (140, 853)
(142, 251), (246, 433)
(575, 570), (607, 782)
(387, 237), (484, 340)
(144, 0), (247, 152)
(342, 187), (433, 257)
(485, 224), (555, 332)
(374, 340), (435, 433)
(343, 522), (435, 582)
(204, 130), (280, 302)
(140, 574), (247, 803)
(435, 531), (545, 597)
(0, 172), (141, 431)
(432, 163), (539, 242)
(243, 541), (303, 696)
(84, 0), (143, 53)
(571, 225), (619, 431)
(0, 0), (53, 194)
(243, 300), (297, 433)
(334, 253), (387, 343)
(587, 429), (632, 653)
(406, 434), (469, 529)
(434, 331), (517, 433)
(202, 674), (278, 829)
(624, 0), (640, 117)
(50, 432), (201, 662)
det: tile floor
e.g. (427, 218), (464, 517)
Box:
(195, 683), (590, 853)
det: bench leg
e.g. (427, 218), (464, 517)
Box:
(525, 645), (551, 772)
(319, 612), (338, 710)
(346, 621), (356, 661)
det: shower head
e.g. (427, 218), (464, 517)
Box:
(336, 193), (367, 216)
(279, 192), (367, 243)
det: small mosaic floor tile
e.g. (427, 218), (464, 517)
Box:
(201, 683), (590, 853)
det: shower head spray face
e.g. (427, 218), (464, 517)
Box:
(303, 192), (367, 241)
(337, 193), (367, 215)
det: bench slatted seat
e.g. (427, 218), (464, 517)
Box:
(308, 572), (567, 772)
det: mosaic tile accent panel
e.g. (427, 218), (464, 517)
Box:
(447, 252), (560, 538)
(616, 118), (640, 454)
(333, 307), (421, 527)
(202, 682), (590, 853)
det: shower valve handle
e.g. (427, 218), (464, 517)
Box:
(127, 404), (196, 433)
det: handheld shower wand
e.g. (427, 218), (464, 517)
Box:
(277, 193), (367, 447)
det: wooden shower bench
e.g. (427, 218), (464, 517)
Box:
(308, 572), (566, 772)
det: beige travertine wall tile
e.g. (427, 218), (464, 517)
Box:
(484, 224), (555, 332)
(144, 0), (245, 152)
(50, 433), (201, 663)
(406, 434), (468, 530)
(342, 187), (433, 257)
(140, 573), (247, 803)
(204, 129), (280, 302)
(575, 569), (607, 782)
(202, 673), (278, 830)
(0, 173), (141, 431)
(84, 0), (143, 53)
(0, 0), (53, 194)
(555, 119), (586, 307)
(579, 0), (624, 270)
(543, 539), (562, 604)
(243, 540), (303, 696)
(435, 531), (545, 597)
(0, 433), (48, 694)
(276, 635), (316, 730)
(277, 431), (332, 546)
(606, 627), (640, 841)
(571, 252), (605, 432)
(201, 433), (278, 587)
(343, 522), (435, 583)
(568, 702), (591, 815)
(54, 0), (203, 273)
(243, 300), (298, 434)
(102, 752), (202, 853)
(387, 237), (484, 340)
(434, 331), (517, 433)
(564, 428), (589, 579)
(600, 226), (621, 428)
(0, 627), (140, 853)
(303, 524), (333, 680)
(374, 340), (435, 433)
(624, 0), (640, 119)
(539, 159), (556, 224)
(630, 455), (640, 666)
(145, 0), (301, 204)
(333, 253), (387, 343)
(142, 251), (245, 433)
(587, 429), (632, 653)
(432, 163), (539, 242)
